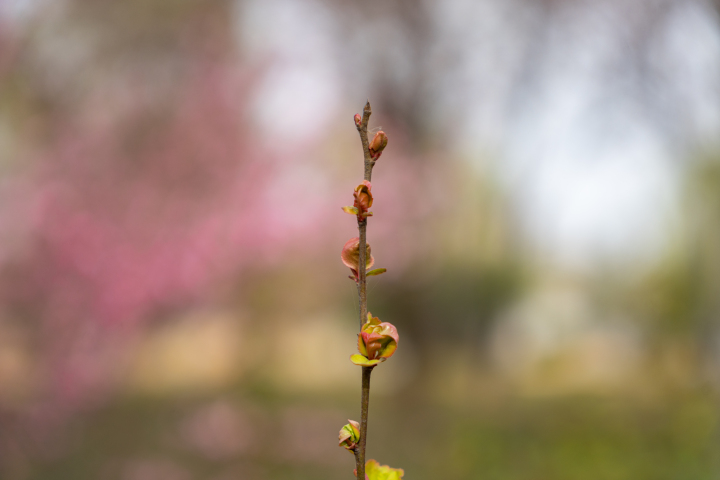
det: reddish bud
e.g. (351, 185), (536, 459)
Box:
(350, 313), (399, 367)
(354, 113), (362, 128)
(341, 238), (374, 281)
(368, 131), (388, 160)
(352, 181), (373, 220)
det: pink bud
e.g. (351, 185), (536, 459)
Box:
(341, 237), (375, 281)
(354, 114), (362, 128)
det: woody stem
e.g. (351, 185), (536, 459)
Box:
(354, 100), (375, 480)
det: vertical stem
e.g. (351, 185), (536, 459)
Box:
(355, 366), (373, 478)
(358, 101), (374, 183)
(354, 100), (375, 480)
(357, 219), (368, 330)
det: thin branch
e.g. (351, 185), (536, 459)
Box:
(357, 219), (368, 330)
(356, 100), (373, 330)
(358, 101), (376, 182)
(356, 366), (373, 478)
(353, 100), (377, 480)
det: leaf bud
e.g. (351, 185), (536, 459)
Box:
(352, 181), (373, 219)
(368, 131), (388, 160)
(341, 238), (374, 281)
(350, 313), (399, 367)
(338, 420), (361, 452)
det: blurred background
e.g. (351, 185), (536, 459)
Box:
(1, 0), (720, 478)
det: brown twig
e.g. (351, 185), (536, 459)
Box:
(356, 366), (372, 478)
(357, 218), (368, 330)
(356, 100), (373, 330)
(354, 100), (376, 480)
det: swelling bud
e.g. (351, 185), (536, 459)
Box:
(338, 420), (361, 452)
(368, 131), (388, 160)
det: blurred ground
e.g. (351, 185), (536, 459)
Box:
(1, 0), (720, 479)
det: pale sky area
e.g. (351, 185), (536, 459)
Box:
(238, 0), (720, 270)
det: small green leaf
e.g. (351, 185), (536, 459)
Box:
(350, 354), (384, 367)
(342, 206), (359, 215)
(365, 459), (404, 480)
(366, 268), (386, 276)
